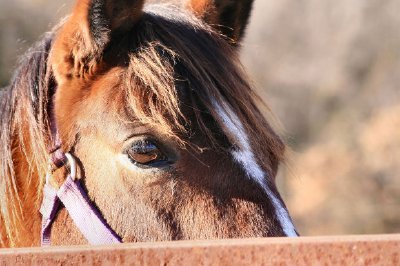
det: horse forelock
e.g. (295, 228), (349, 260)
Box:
(120, 5), (285, 172)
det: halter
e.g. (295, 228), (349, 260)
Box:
(40, 152), (122, 246)
(40, 101), (122, 245)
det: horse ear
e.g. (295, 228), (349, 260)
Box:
(187, 0), (255, 44)
(51, 0), (145, 82)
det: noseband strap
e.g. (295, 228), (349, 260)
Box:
(40, 153), (122, 246)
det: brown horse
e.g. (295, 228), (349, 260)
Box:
(0, 0), (298, 248)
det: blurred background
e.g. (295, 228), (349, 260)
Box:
(1, 0), (399, 235)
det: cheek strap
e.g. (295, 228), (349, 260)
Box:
(40, 153), (122, 246)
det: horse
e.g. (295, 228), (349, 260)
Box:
(0, 0), (298, 248)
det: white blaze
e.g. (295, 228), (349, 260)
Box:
(212, 99), (298, 237)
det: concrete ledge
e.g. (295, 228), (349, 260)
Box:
(1, 235), (399, 265)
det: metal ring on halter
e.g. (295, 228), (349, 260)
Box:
(64, 153), (77, 180)
(45, 152), (77, 184)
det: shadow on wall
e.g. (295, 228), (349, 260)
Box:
(1, 0), (400, 235)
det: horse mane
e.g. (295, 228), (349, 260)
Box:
(0, 4), (285, 247)
(0, 31), (55, 247)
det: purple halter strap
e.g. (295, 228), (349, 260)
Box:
(40, 82), (122, 246)
(40, 153), (122, 246)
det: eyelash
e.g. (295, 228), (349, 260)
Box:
(125, 139), (169, 167)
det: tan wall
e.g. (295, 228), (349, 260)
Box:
(1, 235), (399, 265)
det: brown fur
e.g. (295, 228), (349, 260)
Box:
(0, 0), (292, 248)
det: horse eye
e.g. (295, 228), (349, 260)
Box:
(126, 140), (168, 166)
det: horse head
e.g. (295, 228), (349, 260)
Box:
(0, 0), (297, 247)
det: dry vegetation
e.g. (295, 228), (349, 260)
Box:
(242, 0), (400, 235)
(1, 0), (399, 235)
